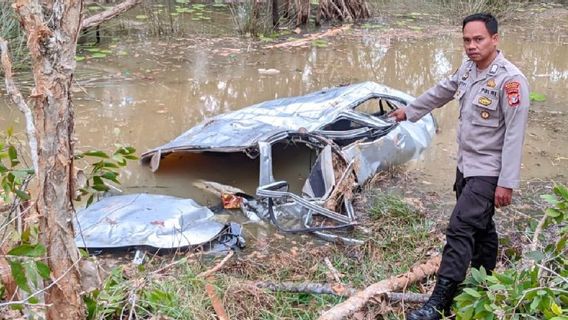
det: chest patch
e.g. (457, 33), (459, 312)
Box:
(480, 110), (490, 119)
(480, 87), (498, 97)
(478, 96), (493, 106)
(487, 79), (496, 88)
(505, 81), (521, 107)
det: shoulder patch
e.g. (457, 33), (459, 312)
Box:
(505, 81), (521, 107)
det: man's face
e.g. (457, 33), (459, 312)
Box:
(462, 21), (498, 66)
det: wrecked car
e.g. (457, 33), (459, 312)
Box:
(139, 81), (436, 242)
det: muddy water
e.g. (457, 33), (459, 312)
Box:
(1, 8), (567, 210)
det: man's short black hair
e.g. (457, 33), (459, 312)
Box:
(462, 13), (498, 35)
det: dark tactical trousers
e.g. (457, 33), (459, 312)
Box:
(437, 169), (499, 282)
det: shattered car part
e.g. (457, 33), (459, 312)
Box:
(74, 193), (245, 252)
(140, 82), (435, 236)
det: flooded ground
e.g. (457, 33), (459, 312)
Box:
(1, 2), (567, 214)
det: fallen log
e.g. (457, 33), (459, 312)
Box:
(318, 256), (441, 320)
(264, 25), (351, 49)
(251, 281), (429, 303)
(82, 0), (142, 29)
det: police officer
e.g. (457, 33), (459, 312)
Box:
(390, 13), (530, 320)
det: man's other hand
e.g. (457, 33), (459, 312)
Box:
(494, 186), (513, 208)
(389, 107), (407, 122)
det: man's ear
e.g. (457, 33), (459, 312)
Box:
(492, 33), (499, 43)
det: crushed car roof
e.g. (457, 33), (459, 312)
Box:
(140, 81), (422, 168)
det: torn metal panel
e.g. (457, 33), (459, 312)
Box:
(74, 194), (244, 251)
(341, 116), (436, 183)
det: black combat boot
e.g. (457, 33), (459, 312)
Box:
(406, 276), (459, 320)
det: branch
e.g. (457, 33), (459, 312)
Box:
(530, 213), (548, 251)
(0, 38), (39, 174)
(318, 256), (441, 320)
(81, 0), (143, 29)
(264, 25), (351, 49)
(205, 281), (229, 320)
(252, 281), (430, 303)
(197, 250), (234, 278)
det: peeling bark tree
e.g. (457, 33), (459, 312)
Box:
(13, 1), (85, 318)
(0, 0), (140, 318)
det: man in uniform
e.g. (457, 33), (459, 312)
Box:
(389, 13), (530, 320)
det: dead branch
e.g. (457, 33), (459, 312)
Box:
(197, 250), (234, 278)
(264, 25), (351, 49)
(254, 280), (356, 296)
(324, 257), (343, 283)
(530, 213), (548, 252)
(252, 281), (430, 303)
(205, 280), (229, 320)
(318, 256), (442, 320)
(0, 38), (38, 173)
(82, 0), (142, 29)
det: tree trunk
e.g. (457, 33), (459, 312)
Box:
(14, 1), (84, 319)
(272, 0), (279, 27)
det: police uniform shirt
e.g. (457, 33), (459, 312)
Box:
(404, 51), (530, 189)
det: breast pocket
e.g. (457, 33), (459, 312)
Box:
(472, 94), (499, 128)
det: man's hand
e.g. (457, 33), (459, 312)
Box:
(389, 107), (407, 122)
(494, 186), (513, 208)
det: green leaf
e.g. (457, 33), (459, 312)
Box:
(91, 184), (109, 192)
(530, 296), (541, 312)
(35, 261), (51, 279)
(540, 194), (558, 205)
(471, 268), (484, 283)
(8, 145), (18, 162)
(554, 184), (568, 200)
(463, 288), (481, 298)
(86, 194), (95, 207)
(488, 284), (506, 291)
(101, 172), (119, 183)
(494, 272), (514, 285)
(93, 176), (104, 186)
(546, 208), (562, 218)
(135, 15), (148, 19)
(529, 92), (546, 102)
(8, 244), (46, 257)
(7, 127), (14, 137)
(83, 151), (109, 158)
(75, 56), (86, 62)
(550, 303), (563, 316)
(15, 190), (30, 201)
(8, 260), (31, 293)
(102, 161), (119, 169)
(525, 250), (546, 262)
